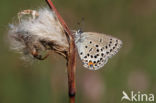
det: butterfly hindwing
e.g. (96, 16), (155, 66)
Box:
(75, 32), (122, 70)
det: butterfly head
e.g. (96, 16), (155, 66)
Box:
(75, 29), (83, 37)
(74, 29), (83, 43)
(77, 29), (83, 34)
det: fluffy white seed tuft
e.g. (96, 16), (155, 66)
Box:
(8, 8), (69, 60)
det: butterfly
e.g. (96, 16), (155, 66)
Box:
(44, 0), (123, 70)
(74, 30), (122, 70)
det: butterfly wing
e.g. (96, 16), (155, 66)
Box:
(76, 32), (122, 70)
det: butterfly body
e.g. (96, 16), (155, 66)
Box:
(75, 31), (122, 70)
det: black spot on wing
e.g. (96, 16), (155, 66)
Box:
(101, 53), (104, 56)
(90, 55), (93, 58)
(87, 53), (90, 56)
(89, 48), (93, 52)
(110, 49), (112, 52)
(105, 46), (108, 49)
(94, 55), (97, 58)
(100, 39), (102, 42)
(96, 49), (99, 52)
(95, 45), (99, 47)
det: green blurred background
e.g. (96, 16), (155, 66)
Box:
(0, 0), (156, 103)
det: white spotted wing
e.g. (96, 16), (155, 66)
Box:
(75, 31), (122, 70)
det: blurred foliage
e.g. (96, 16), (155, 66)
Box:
(0, 0), (156, 103)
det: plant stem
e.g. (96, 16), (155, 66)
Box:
(46, 0), (76, 103)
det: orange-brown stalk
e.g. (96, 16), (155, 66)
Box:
(46, 0), (76, 103)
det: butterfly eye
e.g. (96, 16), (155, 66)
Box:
(77, 29), (83, 34)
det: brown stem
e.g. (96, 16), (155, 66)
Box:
(67, 35), (76, 103)
(45, 0), (76, 103)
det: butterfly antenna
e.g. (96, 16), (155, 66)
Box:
(77, 17), (85, 33)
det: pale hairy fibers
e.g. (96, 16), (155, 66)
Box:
(8, 8), (69, 60)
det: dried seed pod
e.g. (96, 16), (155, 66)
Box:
(8, 8), (69, 60)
